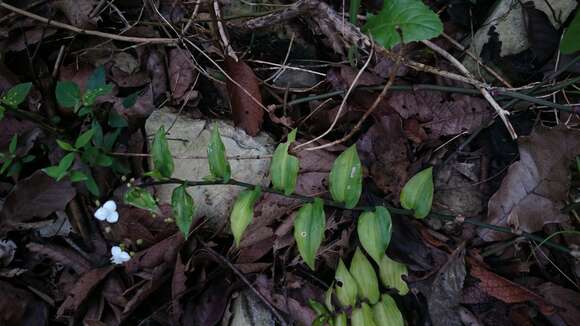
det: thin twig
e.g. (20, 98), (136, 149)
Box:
(0, 1), (177, 44)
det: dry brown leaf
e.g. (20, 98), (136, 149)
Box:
(480, 126), (580, 241)
(57, 266), (115, 318)
(388, 91), (491, 139)
(27, 243), (91, 274)
(168, 48), (198, 102)
(224, 57), (264, 136)
(54, 0), (97, 28)
(537, 282), (580, 326)
(171, 252), (187, 325)
(125, 232), (184, 273)
(468, 257), (554, 315)
(0, 280), (47, 326)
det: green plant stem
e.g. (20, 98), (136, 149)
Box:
(140, 177), (572, 255)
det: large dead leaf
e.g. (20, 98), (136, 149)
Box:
(0, 280), (48, 326)
(57, 266), (115, 318)
(0, 170), (76, 229)
(168, 48), (198, 102)
(428, 248), (466, 326)
(537, 282), (580, 325)
(388, 91), (491, 139)
(224, 57), (263, 136)
(480, 127), (580, 241)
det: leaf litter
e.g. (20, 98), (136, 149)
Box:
(0, 0), (579, 325)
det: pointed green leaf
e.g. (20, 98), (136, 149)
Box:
(294, 198), (325, 270)
(334, 259), (358, 307)
(0, 106), (5, 120)
(9, 135), (18, 154)
(379, 255), (409, 295)
(82, 84), (114, 106)
(329, 145), (362, 208)
(335, 312), (348, 326)
(123, 90), (140, 108)
(270, 129), (299, 195)
(172, 184), (196, 238)
(324, 285), (334, 312)
(56, 153), (76, 180)
(108, 110), (128, 128)
(358, 206), (392, 264)
(2, 82), (32, 107)
(152, 126), (174, 179)
(372, 294), (404, 326)
(363, 0), (443, 49)
(230, 187), (261, 246)
(308, 299), (328, 317)
(69, 170), (88, 182)
(0, 159), (13, 175)
(86, 65), (106, 91)
(400, 167), (433, 218)
(84, 172), (100, 196)
(351, 302), (376, 326)
(56, 140), (76, 152)
(124, 187), (160, 214)
(561, 10), (580, 54)
(74, 128), (95, 149)
(55, 81), (81, 109)
(350, 247), (380, 304)
(208, 125), (231, 182)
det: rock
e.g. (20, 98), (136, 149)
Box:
(229, 290), (275, 326)
(145, 108), (275, 230)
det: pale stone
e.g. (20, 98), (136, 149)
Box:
(145, 108), (274, 230)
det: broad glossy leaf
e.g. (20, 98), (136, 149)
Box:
(172, 184), (196, 238)
(350, 247), (380, 304)
(400, 167), (433, 218)
(124, 187), (160, 214)
(358, 206), (392, 264)
(561, 10), (580, 54)
(230, 187), (261, 246)
(334, 259), (358, 307)
(351, 303), (376, 326)
(372, 294), (404, 326)
(363, 0), (443, 49)
(152, 126), (174, 179)
(75, 128), (95, 149)
(56, 140), (76, 152)
(329, 145), (362, 208)
(294, 198), (325, 270)
(2, 82), (32, 107)
(55, 81), (81, 109)
(86, 65), (106, 90)
(270, 129), (299, 195)
(208, 125), (231, 182)
(379, 255), (409, 295)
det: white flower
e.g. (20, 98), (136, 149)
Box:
(94, 200), (119, 223)
(110, 246), (130, 264)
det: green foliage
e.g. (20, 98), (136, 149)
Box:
(561, 10), (580, 54)
(1, 82), (32, 107)
(400, 167), (433, 218)
(230, 187), (261, 246)
(172, 184), (196, 238)
(363, 0), (443, 49)
(75, 128), (96, 149)
(151, 126), (174, 179)
(0, 106), (4, 120)
(358, 206), (392, 264)
(373, 294), (404, 326)
(379, 255), (409, 295)
(350, 248), (380, 304)
(270, 129), (299, 195)
(334, 259), (358, 307)
(335, 313), (348, 326)
(351, 302), (376, 326)
(208, 125), (231, 182)
(86, 65), (106, 90)
(293, 198), (326, 270)
(329, 145), (362, 208)
(124, 187), (160, 214)
(44, 152), (76, 181)
(55, 81), (82, 110)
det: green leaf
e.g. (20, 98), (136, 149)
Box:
(1, 82), (32, 107)
(152, 126), (174, 179)
(329, 145), (362, 208)
(0, 106), (5, 120)
(86, 65), (106, 91)
(372, 294), (404, 326)
(77, 106), (92, 116)
(349, 0), (361, 24)
(122, 90), (140, 108)
(124, 187), (160, 214)
(379, 255), (409, 295)
(335, 313), (348, 326)
(334, 259), (358, 307)
(208, 125), (231, 182)
(84, 172), (100, 197)
(108, 110), (128, 128)
(308, 299), (328, 317)
(172, 184), (196, 238)
(400, 167), (433, 218)
(56, 140), (76, 152)
(0, 159), (13, 175)
(82, 84), (114, 106)
(294, 198), (325, 270)
(75, 128), (95, 149)
(561, 10), (580, 54)
(350, 247), (380, 304)
(270, 129), (299, 195)
(324, 286), (334, 312)
(69, 170), (88, 182)
(230, 187), (261, 246)
(55, 81), (81, 109)
(363, 0), (443, 49)
(103, 129), (121, 151)
(43, 152), (75, 181)
(351, 302), (376, 326)
(92, 121), (104, 147)
(9, 135), (18, 154)
(358, 206), (392, 264)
